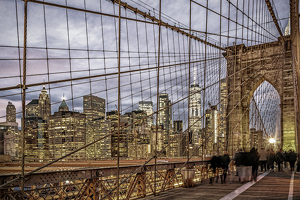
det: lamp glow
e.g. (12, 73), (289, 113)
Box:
(269, 138), (275, 144)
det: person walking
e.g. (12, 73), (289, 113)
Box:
(267, 149), (275, 172)
(284, 151), (288, 169)
(276, 149), (285, 172)
(297, 154), (300, 172)
(289, 150), (297, 171)
(209, 153), (221, 185)
(259, 148), (267, 172)
(220, 151), (230, 184)
(249, 148), (260, 181)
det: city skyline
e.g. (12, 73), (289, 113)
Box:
(0, 83), (231, 159)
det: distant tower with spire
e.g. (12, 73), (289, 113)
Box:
(6, 102), (16, 122)
(24, 85), (51, 161)
(284, 17), (290, 36)
(59, 95), (69, 112)
(38, 85), (51, 121)
(189, 66), (201, 148)
(25, 84), (51, 121)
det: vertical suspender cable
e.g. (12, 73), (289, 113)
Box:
(154, 0), (162, 196)
(218, 0), (222, 155)
(21, 0), (28, 195)
(226, 1), (234, 156)
(64, 0), (75, 155)
(234, 0), (239, 150)
(202, 0), (208, 159)
(188, 0), (191, 166)
(117, 0), (121, 199)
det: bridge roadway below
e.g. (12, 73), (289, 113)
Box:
(142, 169), (300, 200)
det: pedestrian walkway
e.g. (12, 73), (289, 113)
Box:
(141, 170), (300, 200)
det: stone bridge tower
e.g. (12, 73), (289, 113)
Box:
(224, 36), (297, 155)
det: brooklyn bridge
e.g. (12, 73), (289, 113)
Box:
(0, 0), (299, 199)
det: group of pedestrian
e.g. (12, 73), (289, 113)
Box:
(209, 147), (299, 185)
(259, 148), (298, 172)
(234, 148), (260, 182)
(209, 151), (230, 184)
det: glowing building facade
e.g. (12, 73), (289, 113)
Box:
(158, 94), (172, 145)
(107, 110), (129, 157)
(0, 102), (19, 158)
(189, 84), (201, 150)
(6, 102), (16, 123)
(24, 87), (51, 161)
(83, 95), (108, 159)
(139, 101), (153, 127)
(126, 110), (151, 158)
(0, 122), (19, 158)
(49, 100), (86, 160)
(205, 105), (219, 155)
(83, 95), (105, 120)
(38, 86), (51, 121)
(219, 78), (227, 153)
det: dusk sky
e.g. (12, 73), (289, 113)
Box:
(0, 0), (289, 133)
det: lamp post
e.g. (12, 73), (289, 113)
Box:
(269, 138), (275, 150)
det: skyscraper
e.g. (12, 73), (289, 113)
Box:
(211, 105), (219, 148)
(174, 120), (186, 157)
(0, 121), (19, 158)
(205, 105), (219, 155)
(189, 83), (201, 149)
(150, 124), (164, 155)
(38, 86), (51, 122)
(107, 110), (129, 157)
(25, 86), (51, 121)
(2, 102), (19, 158)
(174, 120), (183, 134)
(158, 93), (172, 145)
(85, 117), (111, 159)
(58, 98), (69, 112)
(139, 101), (153, 127)
(83, 95), (105, 121)
(24, 116), (49, 161)
(219, 78), (228, 153)
(49, 99), (86, 160)
(205, 108), (212, 155)
(126, 110), (150, 158)
(24, 87), (51, 161)
(168, 120), (183, 157)
(25, 99), (39, 117)
(6, 102), (16, 122)
(83, 95), (109, 159)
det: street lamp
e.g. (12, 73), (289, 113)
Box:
(269, 138), (276, 150)
(269, 138), (275, 144)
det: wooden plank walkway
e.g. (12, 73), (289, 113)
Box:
(141, 169), (300, 200)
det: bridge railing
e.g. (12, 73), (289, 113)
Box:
(0, 160), (214, 199)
